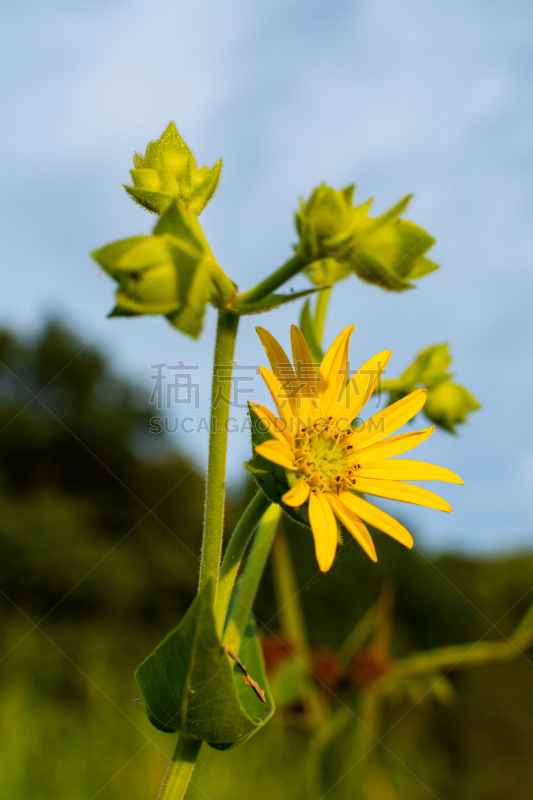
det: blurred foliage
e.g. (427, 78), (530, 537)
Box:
(381, 343), (481, 433)
(0, 321), (532, 799)
(0, 320), (245, 629)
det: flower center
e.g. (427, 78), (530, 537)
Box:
(292, 418), (359, 493)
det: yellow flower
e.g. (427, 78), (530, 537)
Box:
(251, 325), (463, 572)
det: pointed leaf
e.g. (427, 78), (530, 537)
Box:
(136, 580), (274, 749)
(233, 287), (323, 316)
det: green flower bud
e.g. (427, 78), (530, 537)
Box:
(424, 381), (481, 434)
(92, 201), (235, 338)
(400, 344), (453, 391)
(124, 122), (222, 216)
(296, 185), (438, 292)
(382, 343), (480, 432)
(295, 184), (355, 264)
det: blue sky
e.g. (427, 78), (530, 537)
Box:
(1, 0), (532, 554)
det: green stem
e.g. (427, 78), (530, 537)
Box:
(199, 308), (239, 597)
(223, 504), (281, 652)
(272, 527), (310, 659)
(271, 528), (323, 719)
(235, 254), (306, 306)
(344, 690), (382, 800)
(313, 286), (331, 345)
(306, 708), (352, 800)
(214, 492), (271, 636)
(393, 628), (533, 679)
(337, 602), (378, 671)
(157, 736), (202, 800)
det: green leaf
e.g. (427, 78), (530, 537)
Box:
(124, 122), (222, 216)
(299, 299), (324, 362)
(350, 251), (414, 291)
(135, 579), (274, 749)
(232, 287), (322, 316)
(408, 256), (439, 279)
(91, 201), (236, 338)
(351, 204), (437, 290)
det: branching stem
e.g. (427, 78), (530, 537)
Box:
(235, 254), (305, 306)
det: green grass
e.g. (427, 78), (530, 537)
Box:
(0, 614), (312, 800)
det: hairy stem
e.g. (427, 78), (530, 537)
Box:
(223, 504), (281, 651)
(235, 254), (306, 306)
(156, 736), (202, 800)
(199, 308), (239, 597)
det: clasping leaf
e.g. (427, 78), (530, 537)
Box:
(135, 579), (274, 750)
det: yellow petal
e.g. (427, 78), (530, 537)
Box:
(256, 327), (297, 408)
(290, 325), (319, 420)
(282, 477), (310, 508)
(354, 477), (452, 512)
(308, 492), (338, 572)
(319, 326), (355, 417)
(356, 426), (435, 463)
(248, 402), (294, 446)
(259, 367), (297, 432)
(328, 495), (377, 561)
(339, 492), (414, 548)
(320, 326), (352, 382)
(357, 459), (463, 484)
(255, 440), (296, 471)
(338, 350), (391, 428)
(353, 389), (427, 450)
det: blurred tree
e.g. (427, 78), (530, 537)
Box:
(0, 321), (532, 800)
(0, 321), (218, 628)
